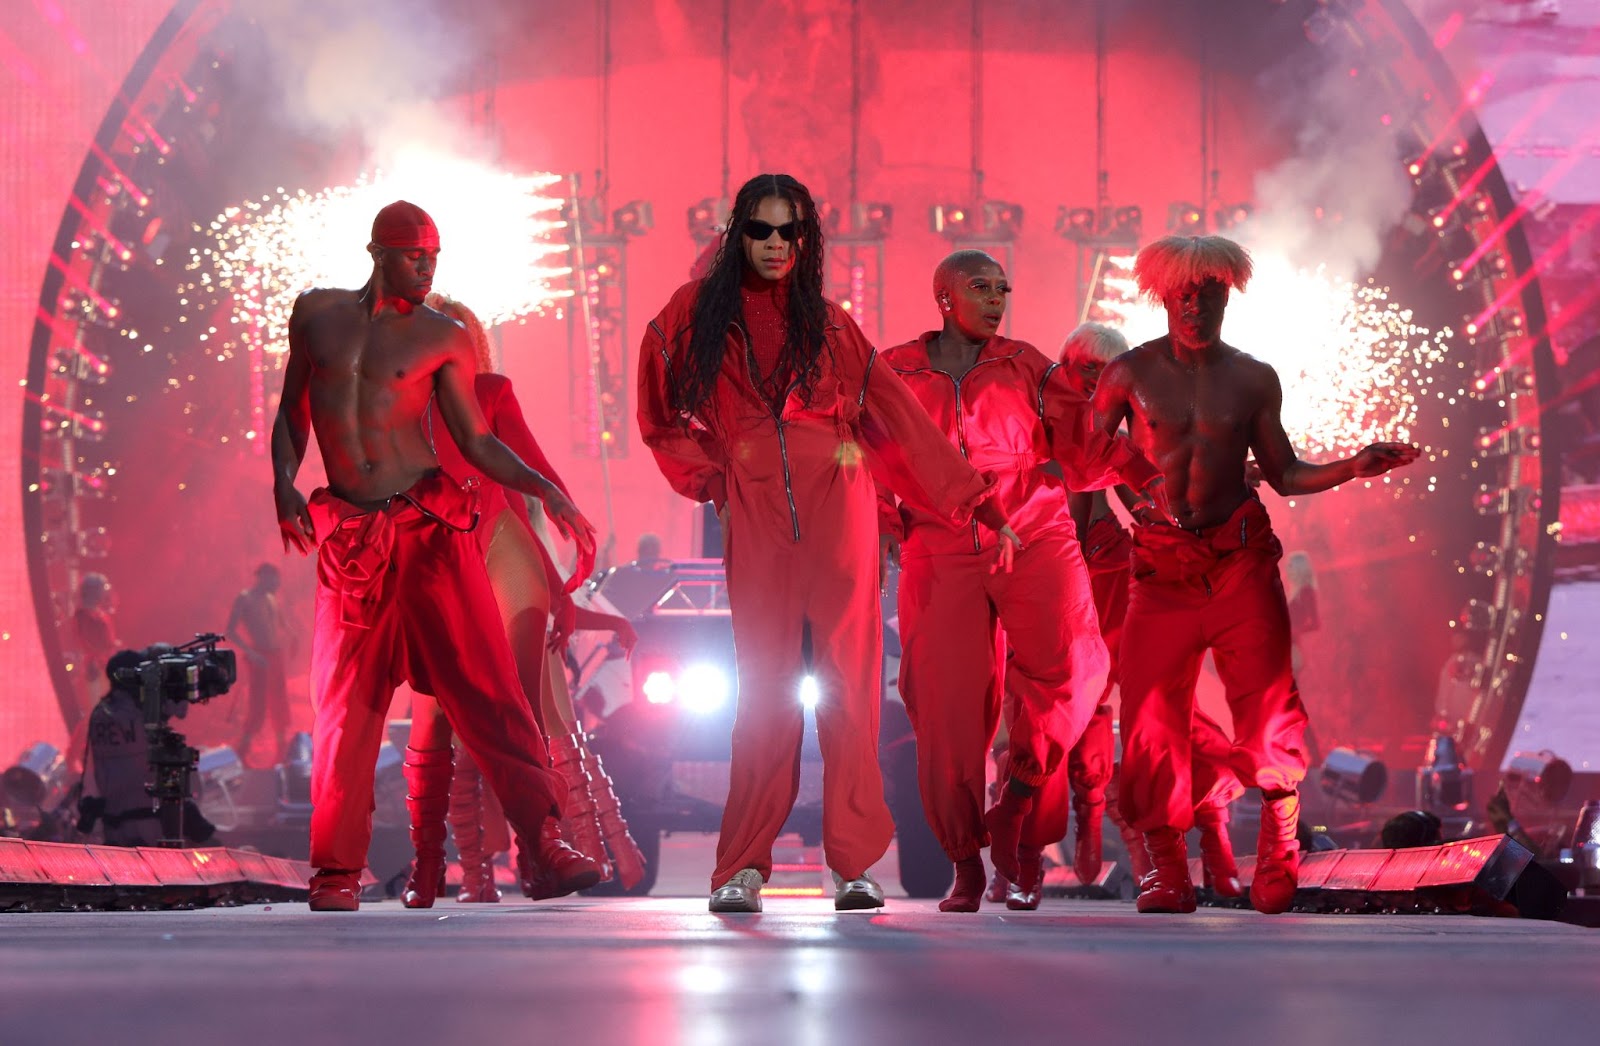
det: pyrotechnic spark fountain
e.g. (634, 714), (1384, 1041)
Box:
(1092, 252), (1458, 461)
(183, 152), (574, 357)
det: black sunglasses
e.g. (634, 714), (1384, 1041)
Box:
(741, 219), (799, 242)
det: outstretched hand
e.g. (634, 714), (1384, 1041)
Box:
(275, 484), (315, 555)
(1352, 442), (1421, 477)
(991, 526), (1024, 574)
(539, 483), (597, 562)
(1129, 476), (1176, 526)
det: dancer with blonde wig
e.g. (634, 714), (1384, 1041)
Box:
(1093, 235), (1418, 914)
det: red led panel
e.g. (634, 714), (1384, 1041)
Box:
(1418, 835), (1522, 888)
(1294, 850), (1341, 890)
(0, 837), (51, 884)
(137, 847), (207, 885)
(87, 845), (161, 886)
(187, 848), (244, 884)
(1370, 845), (1442, 892)
(1321, 849), (1394, 891)
(25, 842), (113, 885)
(228, 849), (276, 885)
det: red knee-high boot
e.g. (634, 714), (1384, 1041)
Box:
(1195, 802), (1242, 899)
(1071, 792), (1105, 885)
(402, 746), (454, 909)
(1250, 791), (1301, 915)
(448, 748), (501, 904)
(577, 733), (648, 891)
(1136, 827), (1196, 914)
(1105, 776), (1152, 882)
(1006, 845), (1044, 910)
(549, 733), (612, 882)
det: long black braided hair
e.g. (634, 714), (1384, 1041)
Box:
(671, 173), (829, 417)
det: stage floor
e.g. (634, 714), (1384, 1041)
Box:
(5, 896), (1596, 1045)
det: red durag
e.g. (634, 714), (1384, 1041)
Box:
(371, 200), (440, 249)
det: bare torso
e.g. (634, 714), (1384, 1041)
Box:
(293, 289), (464, 506)
(1110, 337), (1275, 530)
(230, 590), (283, 655)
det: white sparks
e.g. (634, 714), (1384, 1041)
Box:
(185, 151), (573, 355)
(1091, 252), (1453, 458)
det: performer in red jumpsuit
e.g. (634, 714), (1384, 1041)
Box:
(1092, 235), (1418, 914)
(271, 201), (600, 910)
(1045, 323), (1245, 901)
(881, 254), (1166, 912)
(638, 174), (1012, 913)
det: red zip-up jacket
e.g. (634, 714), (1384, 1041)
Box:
(878, 333), (1160, 558)
(638, 280), (1000, 546)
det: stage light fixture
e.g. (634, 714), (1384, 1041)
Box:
(1502, 750), (1573, 808)
(852, 201), (892, 239)
(1416, 732), (1475, 813)
(930, 203), (974, 239)
(1213, 202), (1254, 230)
(686, 197), (729, 242)
(1055, 206), (1098, 242)
(1167, 201), (1205, 234)
(1319, 746), (1389, 805)
(611, 200), (653, 237)
(1109, 206), (1143, 241)
(982, 200), (1023, 241)
(3, 742), (68, 807)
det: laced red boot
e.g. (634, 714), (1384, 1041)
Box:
(1196, 802), (1243, 899)
(401, 746), (454, 909)
(1006, 845), (1044, 910)
(448, 749), (500, 903)
(577, 734), (648, 891)
(1250, 791), (1301, 915)
(983, 779), (1035, 883)
(549, 733), (611, 883)
(517, 819), (603, 900)
(1072, 793), (1105, 885)
(939, 856), (986, 912)
(1135, 827), (1196, 914)
(309, 869), (362, 911)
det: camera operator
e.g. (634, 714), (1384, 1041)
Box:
(78, 649), (218, 847)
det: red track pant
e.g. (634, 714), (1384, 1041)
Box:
(1117, 507), (1308, 834)
(711, 480), (895, 889)
(900, 528), (1107, 860)
(306, 473), (563, 873)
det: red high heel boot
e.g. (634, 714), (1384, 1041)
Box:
(577, 733), (648, 891)
(448, 748), (501, 903)
(1135, 827), (1197, 914)
(1250, 791), (1301, 915)
(549, 733), (612, 882)
(1072, 793), (1105, 885)
(1006, 845), (1044, 910)
(1196, 802), (1243, 899)
(402, 746), (454, 909)
(517, 819), (603, 900)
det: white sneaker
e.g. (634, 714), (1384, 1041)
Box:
(709, 868), (764, 913)
(832, 870), (885, 911)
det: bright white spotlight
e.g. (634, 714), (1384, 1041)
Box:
(677, 663), (731, 715)
(642, 670), (676, 705)
(799, 675), (821, 709)
(186, 150), (573, 358)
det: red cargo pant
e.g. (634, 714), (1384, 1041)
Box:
(306, 472), (564, 873)
(901, 527), (1107, 860)
(711, 475), (897, 889)
(1117, 500), (1308, 833)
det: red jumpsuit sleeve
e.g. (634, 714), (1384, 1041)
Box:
(637, 310), (728, 509)
(487, 378), (591, 591)
(842, 316), (996, 526)
(874, 478), (905, 541)
(1038, 359), (1162, 493)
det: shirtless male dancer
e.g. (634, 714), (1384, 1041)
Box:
(1092, 235), (1417, 914)
(271, 200), (600, 910)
